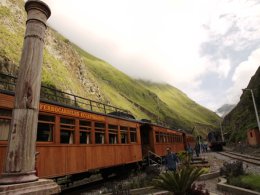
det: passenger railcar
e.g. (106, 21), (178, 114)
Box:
(140, 122), (185, 157)
(0, 92), (142, 178)
(0, 72), (195, 181)
(183, 133), (196, 150)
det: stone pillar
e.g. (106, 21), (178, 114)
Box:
(0, 0), (51, 184)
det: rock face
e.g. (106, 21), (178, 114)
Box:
(222, 66), (260, 142)
(0, 0), (220, 131)
(44, 29), (105, 103)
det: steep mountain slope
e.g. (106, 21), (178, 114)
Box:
(222, 66), (260, 142)
(137, 81), (221, 136)
(0, 0), (220, 132)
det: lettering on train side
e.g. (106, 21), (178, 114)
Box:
(39, 103), (105, 121)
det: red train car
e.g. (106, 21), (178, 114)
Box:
(140, 122), (185, 158)
(184, 133), (196, 150)
(0, 92), (142, 178)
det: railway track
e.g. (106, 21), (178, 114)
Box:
(218, 151), (260, 166)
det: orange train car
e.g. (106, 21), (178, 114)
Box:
(0, 72), (195, 180)
(140, 122), (186, 157)
(0, 92), (142, 178)
(184, 133), (196, 150)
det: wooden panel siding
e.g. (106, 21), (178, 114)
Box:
(152, 126), (185, 156)
(0, 93), (14, 109)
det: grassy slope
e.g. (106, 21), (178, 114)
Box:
(0, 0), (220, 132)
(75, 45), (153, 120)
(138, 81), (220, 130)
(0, 6), (24, 66)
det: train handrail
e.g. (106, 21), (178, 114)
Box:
(148, 150), (162, 167)
(0, 72), (131, 116)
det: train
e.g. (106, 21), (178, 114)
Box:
(207, 131), (225, 151)
(0, 72), (196, 181)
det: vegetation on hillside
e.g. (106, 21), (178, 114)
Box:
(222, 66), (260, 142)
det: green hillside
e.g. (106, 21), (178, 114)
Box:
(0, 0), (220, 133)
(222, 67), (260, 142)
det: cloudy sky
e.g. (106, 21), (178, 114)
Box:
(42, 0), (260, 112)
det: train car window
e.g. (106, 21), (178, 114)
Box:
(0, 109), (12, 141)
(120, 126), (128, 144)
(166, 133), (170, 143)
(173, 135), (176, 142)
(60, 117), (75, 144)
(37, 114), (54, 142)
(108, 124), (118, 144)
(163, 133), (167, 143)
(177, 135), (181, 142)
(159, 133), (163, 143)
(95, 122), (105, 144)
(80, 120), (91, 144)
(130, 128), (137, 143)
(155, 132), (159, 143)
(170, 134), (172, 143)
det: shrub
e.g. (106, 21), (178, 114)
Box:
(152, 166), (205, 195)
(220, 161), (244, 178)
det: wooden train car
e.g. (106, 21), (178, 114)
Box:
(0, 92), (142, 178)
(140, 122), (185, 157)
(184, 133), (196, 150)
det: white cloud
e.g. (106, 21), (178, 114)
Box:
(226, 49), (260, 104)
(217, 59), (231, 78)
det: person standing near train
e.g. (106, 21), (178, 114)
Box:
(165, 147), (179, 172)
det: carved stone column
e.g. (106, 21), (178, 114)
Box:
(0, 0), (51, 184)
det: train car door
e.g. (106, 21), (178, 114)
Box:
(140, 123), (153, 157)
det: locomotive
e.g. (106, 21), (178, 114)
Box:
(207, 131), (225, 151)
(0, 72), (195, 181)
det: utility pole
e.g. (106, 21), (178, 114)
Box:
(243, 88), (260, 132)
(220, 120), (224, 141)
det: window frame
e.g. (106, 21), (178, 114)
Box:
(94, 122), (106, 144)
(79, 120), (92, 144)
(37, 113), (55, 143)
(60, 117), (75, 144)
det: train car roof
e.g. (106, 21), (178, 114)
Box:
(0, 89), (139, 123)
(138, 118), (188, 134)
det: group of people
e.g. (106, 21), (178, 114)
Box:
(165, 147), (179, 172)
(164, 142), (209, 172)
